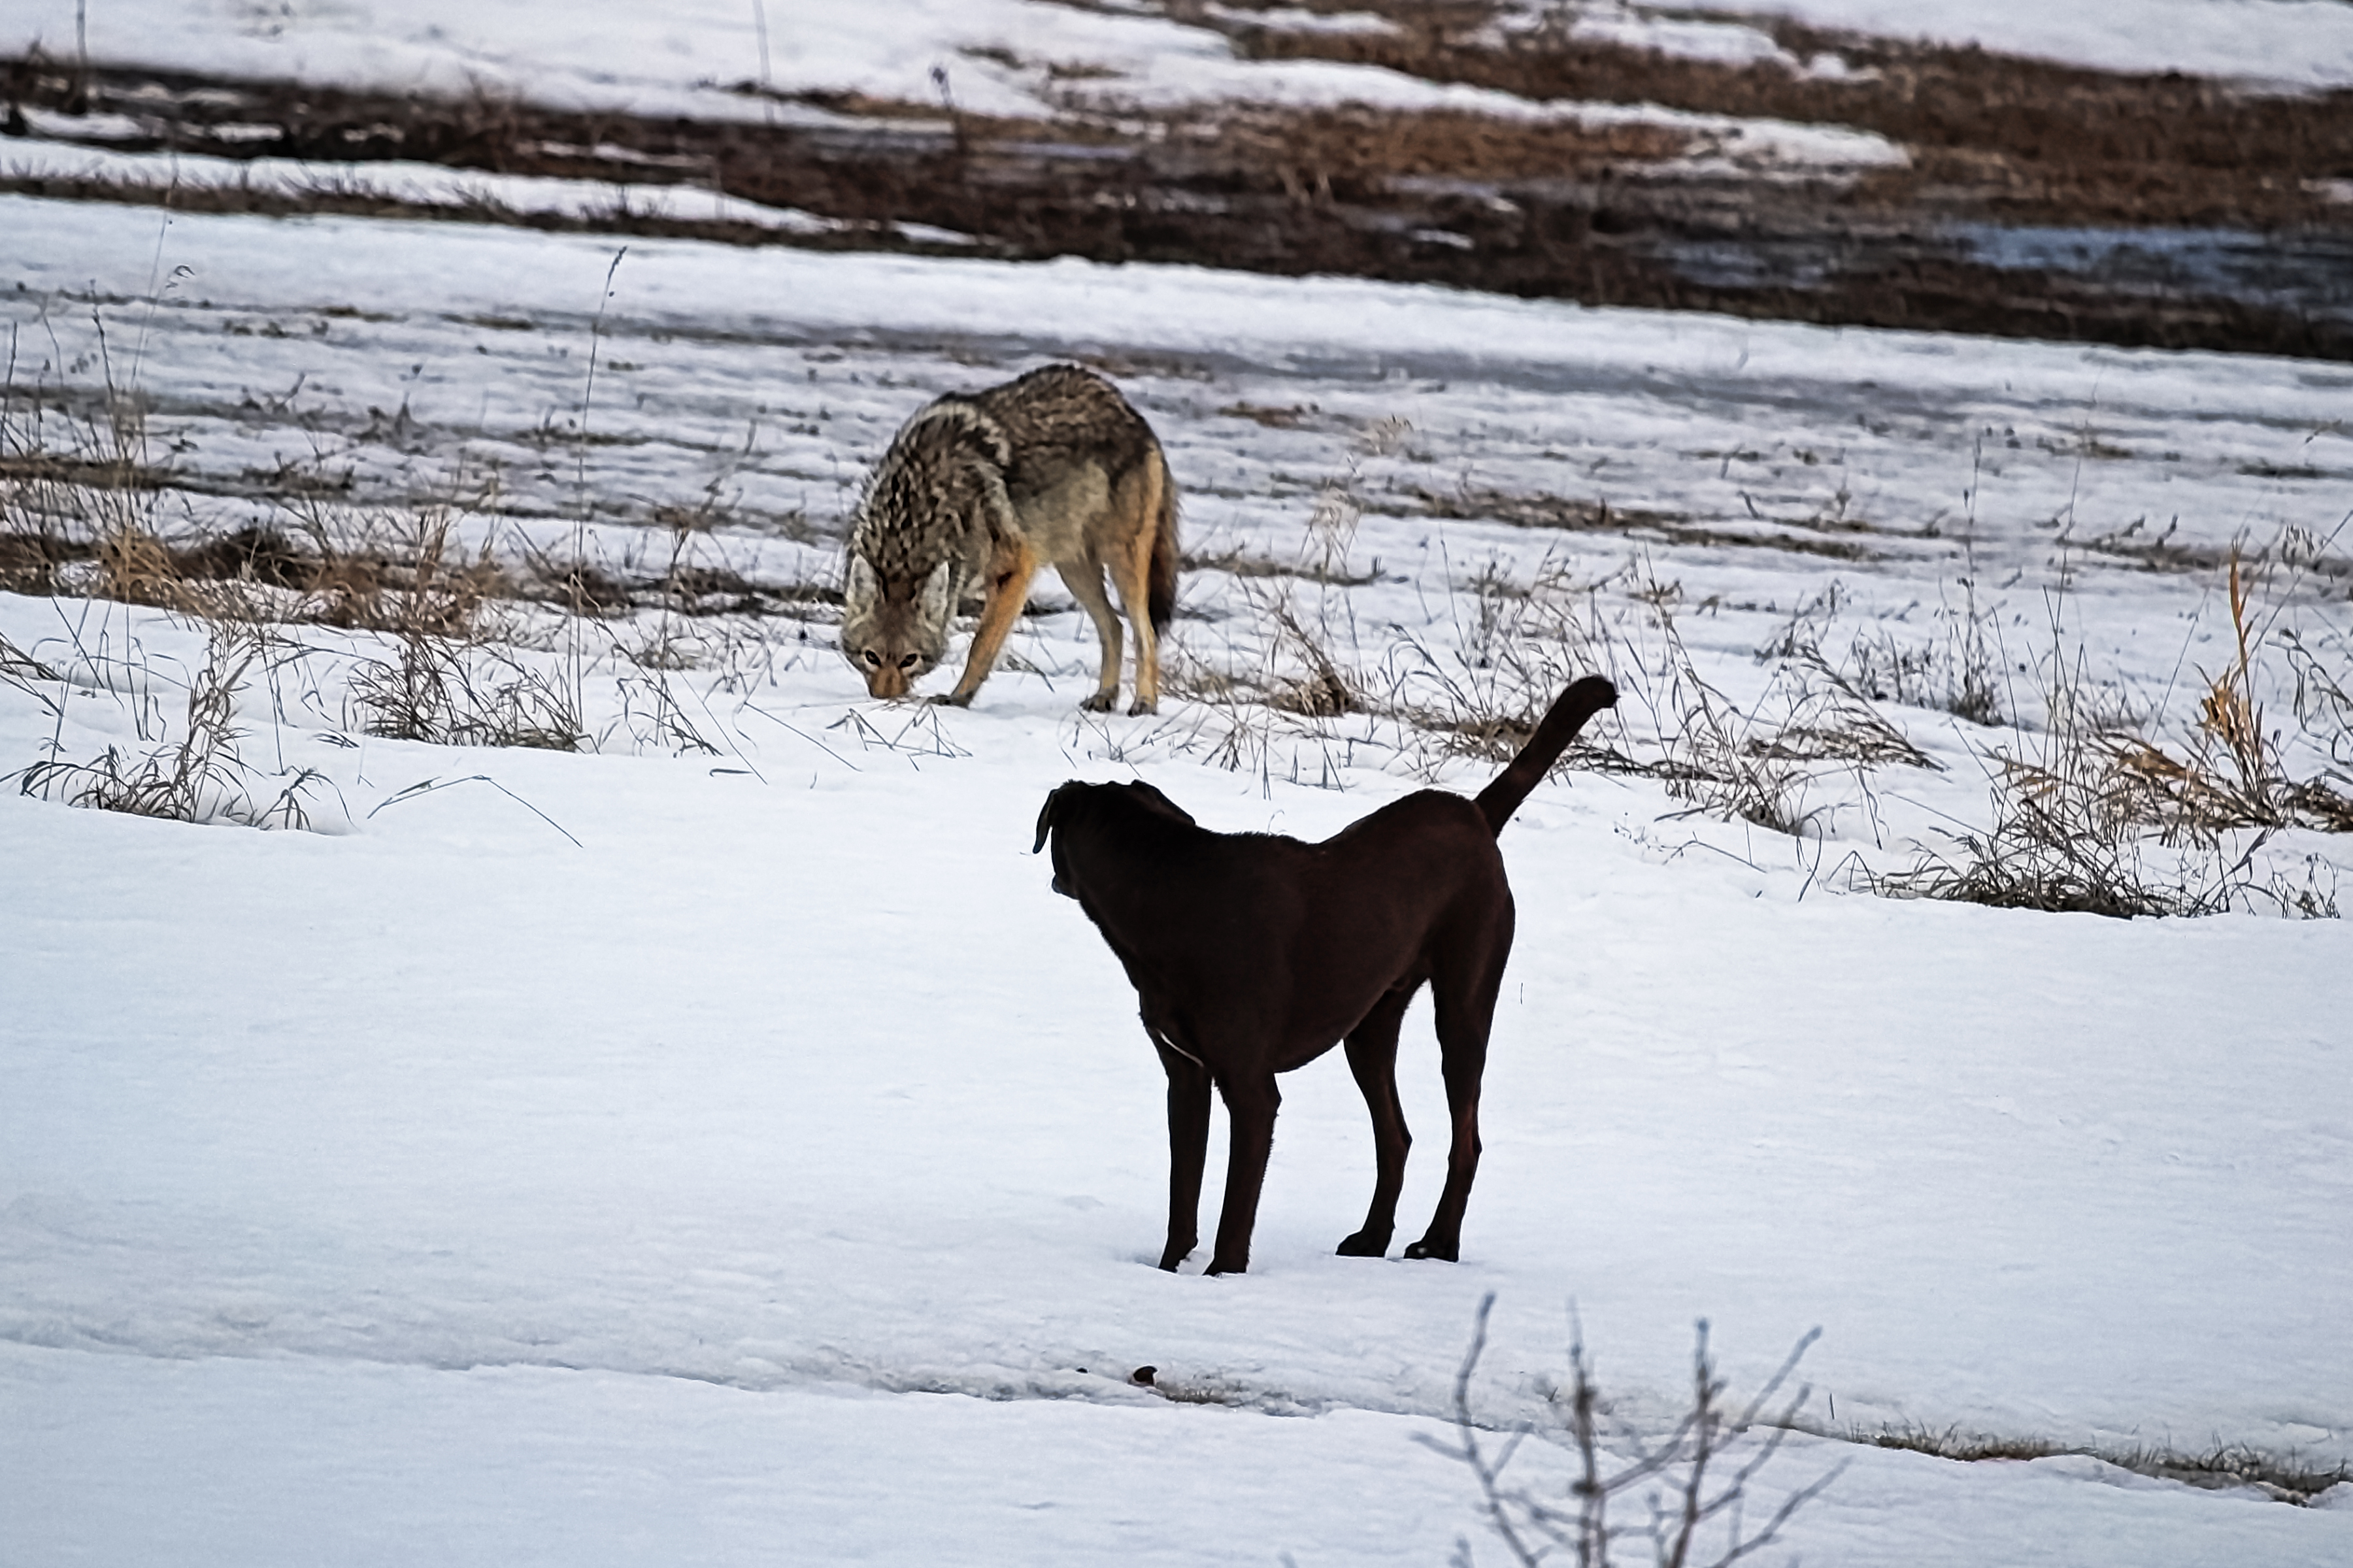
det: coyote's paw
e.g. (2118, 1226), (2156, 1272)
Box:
(1080, 690), (1118, 713)
(1127, 698), (1158, 716)
(929, 692), (974, 709)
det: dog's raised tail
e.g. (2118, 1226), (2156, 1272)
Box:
(1473, 675), (1618, 835)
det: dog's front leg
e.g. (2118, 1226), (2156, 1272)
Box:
(1154, 1035), (1210, 1271)
(1205, 1073), (1280, 1276)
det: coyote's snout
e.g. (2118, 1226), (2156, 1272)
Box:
(841, 364), (1178, 712)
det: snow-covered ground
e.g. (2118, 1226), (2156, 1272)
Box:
(0, 134), (878, 235)
(10, 0), (2353, 129)
(5, 5), (2353, 1563)
(6, 186), (2352, 1562)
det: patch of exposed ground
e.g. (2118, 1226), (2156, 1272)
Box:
(7, 3), (2353, 359)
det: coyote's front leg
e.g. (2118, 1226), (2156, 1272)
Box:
(938, 539), (1039, 707)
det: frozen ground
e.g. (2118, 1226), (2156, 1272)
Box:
(5, 12), (2353, 1556)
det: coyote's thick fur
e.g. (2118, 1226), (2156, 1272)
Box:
(1034, 676), (1620, 1275)
(841, 365), (1178, 712)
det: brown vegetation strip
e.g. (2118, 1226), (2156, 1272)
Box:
(8, 12), (2353, 359)
(1219, 0), (2353, 229)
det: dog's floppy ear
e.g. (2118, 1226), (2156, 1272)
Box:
(1124, 780), (1197, 827)
(1033, 782), (1077, 854)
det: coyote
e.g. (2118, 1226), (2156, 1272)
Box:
(840, 364), (1178, 712)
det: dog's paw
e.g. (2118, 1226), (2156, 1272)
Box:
(1335, 1229), (1391, 1258)
(1403, 1237), (1460, 1262)
(1079, 690), (1118, 713)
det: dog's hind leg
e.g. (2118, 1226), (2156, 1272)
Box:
(1154, 1033), (1211, 1271)
(1205, 1071), (1281, 1276)
(1405, 936), (1510, 1263)
(1337, 988), (1416, 1258)
(1057, 558), (1125, 713)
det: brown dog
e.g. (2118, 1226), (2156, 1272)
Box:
(1033, 675), (1618, 1275)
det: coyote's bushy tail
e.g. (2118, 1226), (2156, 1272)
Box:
(1474, 676), (1618, 836)
(1147, 450), (1178, 633)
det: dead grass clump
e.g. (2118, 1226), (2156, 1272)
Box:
(3, 362), (512, 634)
(93, 521), (203, 610)
(12, 622), (329, 829)
(348, 635), (582, 751)
(1646, 648), (1820, 838)
(1873, 640), (2235, 917)
(2099, 553), (2353, 837)
(1265, 601), (1358, 718)
(1874, 546), (2353, 918)
(1758, 649), (1939, 774)
(272, 501), (511, 637)
(1388, 554), (1934, 832)
(1871, 626), (2283, 919)
(1646, 622), (1937, 837)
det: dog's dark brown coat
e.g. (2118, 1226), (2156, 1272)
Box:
(1033, 675), (1618, 1275)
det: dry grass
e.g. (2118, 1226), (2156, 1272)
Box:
(2097, 552), (2353, 838)
(1847, 1422), (2349, 1506)
(346, 633), (583, 752)
(1871, 642), (2245, 918)
(1871, 550), (2353, 918)
(12, 620), (331, 829)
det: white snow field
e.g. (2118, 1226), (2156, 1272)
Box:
(4, 182), (2352, 1563)
(9, 0), (2353, 127)
(3, 2), (2353, 1560)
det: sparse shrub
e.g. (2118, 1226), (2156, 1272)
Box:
(1426, 1295), (1841, 1568)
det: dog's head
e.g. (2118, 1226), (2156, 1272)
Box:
(1032, 780), (1197, 897)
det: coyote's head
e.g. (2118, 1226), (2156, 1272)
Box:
(840, 554), (956, 699)
(839, 400), (1013, 699)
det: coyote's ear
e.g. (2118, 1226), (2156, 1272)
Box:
(844, 552), (879, 607)
(918, 559), (955, 625)
(1033, 782), (1076, 854)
